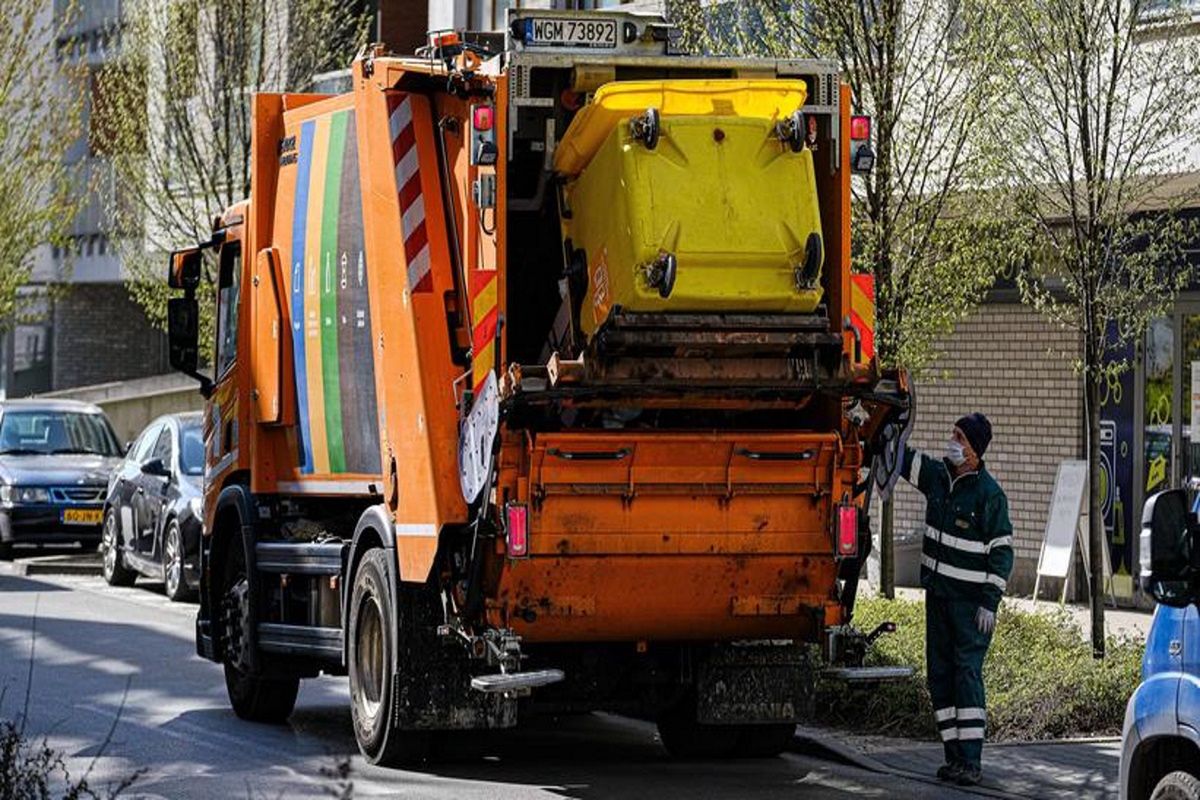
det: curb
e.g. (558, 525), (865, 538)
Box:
(792, 731), (1032, 800)
(1, 557), (102, 577)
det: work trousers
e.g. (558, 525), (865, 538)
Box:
(926, 594), (992, 769)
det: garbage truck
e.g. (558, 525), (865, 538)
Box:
(162, 8), (912, 764)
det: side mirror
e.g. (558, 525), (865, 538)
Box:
(167, 297), (213, 397)
(169, 249), (203, 290)
(1140, 488), (1198, 607)
(141, 457), (170, 478)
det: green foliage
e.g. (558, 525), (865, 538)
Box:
(98, 0), (373, 360)
(816, 597), (1143, 741)
(993, 0), (1200, 389)
(0, 4), (86, 328)
(0, 717), (135, 800)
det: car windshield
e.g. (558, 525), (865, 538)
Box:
(0, 410), (122, 457)
(180, 424), (204, 476)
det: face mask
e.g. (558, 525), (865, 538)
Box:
(945, 440), (966, 467)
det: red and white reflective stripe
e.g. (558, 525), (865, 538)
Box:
(388, 94), (432, 293)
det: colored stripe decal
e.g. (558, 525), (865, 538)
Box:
(334, 113), (381, 474)
(304, 118), (331, 473)
(291, 121), (315, 473)
(320, 111), (349, 474)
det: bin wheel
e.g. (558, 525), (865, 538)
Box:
(631, 107), (660, 150)
(649, 252), (677, 299)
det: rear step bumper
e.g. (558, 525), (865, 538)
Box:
(470, 669), (566, 694)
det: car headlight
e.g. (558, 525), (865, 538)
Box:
(2, 486), (51, 504)
(188, 497), (203, 518)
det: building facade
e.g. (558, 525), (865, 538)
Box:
(8, 0), (171, 400)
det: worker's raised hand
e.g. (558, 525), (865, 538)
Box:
(975, 607), (996, 635)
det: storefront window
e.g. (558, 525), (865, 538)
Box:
(1144, 317), (1173, 496)
(1182, 315), (1200, 491)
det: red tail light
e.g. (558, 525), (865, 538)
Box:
(850, 115), (872, 141)
(505, 503), (529, 558)
(472, 105), (494, 132)
(836, 504), (859, 558)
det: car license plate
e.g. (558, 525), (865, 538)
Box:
(526, 18), (617, 49)
(63, 508), (102, 525)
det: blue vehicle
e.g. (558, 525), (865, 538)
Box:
(1120, 489), (1200, 800)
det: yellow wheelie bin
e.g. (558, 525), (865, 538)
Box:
(556, 80), (826, 341)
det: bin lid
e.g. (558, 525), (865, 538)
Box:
(554, 79), (809, 176)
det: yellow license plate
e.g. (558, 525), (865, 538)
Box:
(63, 508), (103, 525)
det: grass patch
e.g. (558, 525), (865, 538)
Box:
(814, 596), (1144, 741)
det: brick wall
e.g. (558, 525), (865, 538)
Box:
(50, 284), (169, 392)
(890, 301), (1085, 595)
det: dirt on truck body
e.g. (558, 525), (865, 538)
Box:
(164, 8), (912, 765)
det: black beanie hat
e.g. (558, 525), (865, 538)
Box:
(955, 413), (992, 459)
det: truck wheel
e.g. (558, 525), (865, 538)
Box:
(1151, 771), (1200, 800)
(733, 724), (796, 758)
(220, 530), (299, 723)
(348, 548), (429, 766)
(655, 692), (740, 759)
(101, 509), (136, 587)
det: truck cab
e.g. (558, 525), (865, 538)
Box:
(1121, 489), (1200, 800)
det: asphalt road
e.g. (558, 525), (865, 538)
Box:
(0, 570), (981, 799)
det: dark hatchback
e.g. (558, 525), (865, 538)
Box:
(101, 412), (204, 601)
(0, 400), (124, 559)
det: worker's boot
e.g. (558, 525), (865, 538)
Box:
(956, 765), (983, 786)
(936, 763), (964, 782)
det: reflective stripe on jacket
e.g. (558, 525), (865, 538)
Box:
(901, 446), (1014, 612)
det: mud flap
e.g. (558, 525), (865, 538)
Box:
(695, 643), (814, 725)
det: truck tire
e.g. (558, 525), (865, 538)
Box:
(1151, 772), (1200, 800)
(656, 692), (740, 759)
(220, 529), (299, 723)
(101, 509), (136, 587)
(348, 548), (430, 766)
(733, 724), (796, 758)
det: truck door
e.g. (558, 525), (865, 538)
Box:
(206, 237), (244, 484)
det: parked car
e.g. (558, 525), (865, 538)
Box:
(1120, 488), (1200, 800)
(0, 399), (123, 560)
(101, 412), (204, 601)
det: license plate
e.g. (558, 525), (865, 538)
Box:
(63, 508), (102, 525)
(526, 18), (618, 49)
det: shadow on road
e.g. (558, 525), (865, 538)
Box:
(0, 574), (875, 799)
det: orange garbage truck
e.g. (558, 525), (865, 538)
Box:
(164, 8), (911, 764)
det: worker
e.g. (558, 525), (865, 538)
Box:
(900, 413), (1013, 787)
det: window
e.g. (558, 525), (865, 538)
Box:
(151, 426), (173, 465)
(131, 424), (162, 462)
(0, 410), (122, 457)
(216, 242), (242, 377)
(180, 424), (205, 475)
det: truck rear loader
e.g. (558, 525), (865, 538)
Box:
(163, 9), (912, 764)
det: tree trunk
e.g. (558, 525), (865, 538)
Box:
(881, 497), (895, 599)
(1086, 375), (1106, 659)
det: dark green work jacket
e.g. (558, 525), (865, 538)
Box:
(901, 446), (1014, 612)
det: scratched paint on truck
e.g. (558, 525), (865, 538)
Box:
(287, 109), (380, 475)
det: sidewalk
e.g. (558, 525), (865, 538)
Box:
(795, 726), (1121, 800)
(893, 586), (1152, 640)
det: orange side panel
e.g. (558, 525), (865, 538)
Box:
(357, 63), (469, 581)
